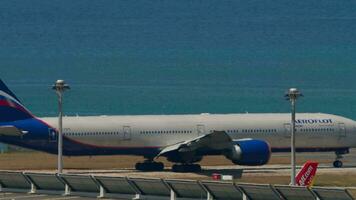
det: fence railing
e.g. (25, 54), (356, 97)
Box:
(0, 171), (353, 200)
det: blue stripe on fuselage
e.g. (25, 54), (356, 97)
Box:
(0, 118), (55, 152)
(0, 118), (160, 157)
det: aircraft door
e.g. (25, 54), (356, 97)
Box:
(338, 123), (346, 137)
(123, 126), (131, 140)
(197, 124), (206, 136)
(48, 128), (57, 142)
(284, 123), (291, 138)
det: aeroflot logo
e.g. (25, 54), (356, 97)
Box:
(296, 119), (333, 124)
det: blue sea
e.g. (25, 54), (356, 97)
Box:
(1, 1), (356, 119)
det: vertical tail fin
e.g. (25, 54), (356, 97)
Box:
(295, 161), (318, 187)
(0, 79), (34, 122)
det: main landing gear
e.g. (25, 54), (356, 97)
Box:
(135, 160), (164, 171)
(172, 164), (202, 172)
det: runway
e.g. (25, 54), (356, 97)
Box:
(12, 151), (355, 187)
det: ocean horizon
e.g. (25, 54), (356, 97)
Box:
(1, 1), (356, 120)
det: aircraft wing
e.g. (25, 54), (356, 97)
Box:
(0, 126), (27, 137)
(157, 131), (232, 157)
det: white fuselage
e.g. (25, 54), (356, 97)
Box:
(40, 113), (356, 150)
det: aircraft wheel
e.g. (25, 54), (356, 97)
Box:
(135, 162), (164, 171)
(171, 164), (180, 172)
(333, 160), (343, 168)
(172, 164), (201, 172)
(155, 162), (164, 171)
(135, 162), (143, 171)
(192, 164), (202, 172)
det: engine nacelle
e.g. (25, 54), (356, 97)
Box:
(226, 139), (271, 166)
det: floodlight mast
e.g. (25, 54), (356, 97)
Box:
(52, 80), (70, 174)
(285, 88), (303, 186)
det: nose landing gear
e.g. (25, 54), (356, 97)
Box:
(333, 149), (349, 168)
(333, 160), (343, 168)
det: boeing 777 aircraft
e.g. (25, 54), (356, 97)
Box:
(0, 79), (355, 171)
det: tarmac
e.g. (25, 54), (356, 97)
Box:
(2, 151), (356, 199)
(16, 151), (356, 182)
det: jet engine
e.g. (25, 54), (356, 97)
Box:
(225, 139), (271, 166)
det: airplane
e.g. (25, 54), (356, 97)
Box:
(0, 79), (355, 172)
(295, 161), (318, 187)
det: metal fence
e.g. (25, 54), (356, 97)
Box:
(0, 171), (353, 200)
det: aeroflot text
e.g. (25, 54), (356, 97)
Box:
(296, 119), (333, 124)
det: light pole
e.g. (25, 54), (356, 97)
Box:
(52, 80), (70, 174)
(285, 88), (303, 185)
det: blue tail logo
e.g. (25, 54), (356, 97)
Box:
(0, 80), (34, 122)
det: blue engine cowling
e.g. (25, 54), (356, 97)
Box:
(226, 139), (271, 166)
